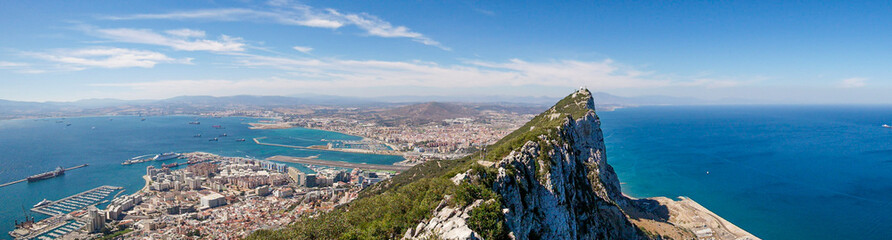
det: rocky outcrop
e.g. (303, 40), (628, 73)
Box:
(404, 196), (482, 240)
(491, 89), (643, 240)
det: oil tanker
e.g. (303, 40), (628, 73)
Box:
(27, 166), (65, 182)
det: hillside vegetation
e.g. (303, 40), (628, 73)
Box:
(247, 90), (595, 240)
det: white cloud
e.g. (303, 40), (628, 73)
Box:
(165, 29), (206, 38)
(0, 61), (28, 68)
(292, 46), (313, 54)
(105, 2), (446, 49)
(90, 27), (245, 52)
(91, 55), (743, 99)
(25, 47), (189, 69)
(840, 78), (866, 88)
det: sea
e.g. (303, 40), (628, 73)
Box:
(0, 116), (403, 236)
(1, 106), (891, 239)
(600, 105), (892, 240)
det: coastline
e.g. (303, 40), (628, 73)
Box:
(628, 194), (760, 240)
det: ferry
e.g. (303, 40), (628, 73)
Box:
(884, 124), (891, 128)
(189, 121), (200, 125)
(27, 166), (65, 182)
(153, 153), (180, 161)
(33, 199), (52, 208)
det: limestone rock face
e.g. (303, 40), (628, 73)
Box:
(404, 196), (482, 240)
(491, 90), (644, 240)
(409, 89), (645, 240)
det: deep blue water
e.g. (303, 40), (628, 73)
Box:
(600, 105), (892, 240)
(0, 116), (403, 236)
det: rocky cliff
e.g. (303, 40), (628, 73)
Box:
(250, 89), (757, 240)
(406, 89), (645, 240)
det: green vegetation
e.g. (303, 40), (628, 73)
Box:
(485, 89), (592, 162)
(247, 90), (595, 240)
(468, 200), (509, 240)
(96, 228), (133, 240)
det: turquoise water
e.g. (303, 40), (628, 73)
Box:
(0, 116), (403, 235)
(600, 106), (892, 240)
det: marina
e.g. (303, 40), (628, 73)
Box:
(31, 185), (122, 217)
(9, 186), (121, 240)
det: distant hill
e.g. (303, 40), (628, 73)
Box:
(374, 102), (481, 126)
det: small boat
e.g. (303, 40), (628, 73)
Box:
(209, 138), (218, 141)
(33, 199), (52, 208)
(189, 121), (200, 125)
(219, 133), (228, 137)
(884, 124), (891, 128)
(193, 134), (202, 137)
(66, 123), (71, 126)
(212, 125), (224, 129)
(236, 139), (246, 142)
(141, 118), (146, 121)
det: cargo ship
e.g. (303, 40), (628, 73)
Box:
(161, 162), (180, 168)
(27, 167), (65, 182)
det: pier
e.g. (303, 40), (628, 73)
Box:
(0, 164), (89, 188)
(268, 155), (411, 172)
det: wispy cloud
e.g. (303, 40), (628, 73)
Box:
(91, 54), (745, 99)
(0, 61), (28, 68)
(840, 77), (866, 88)
(24, 47), (190, 69)
(103, 1), (447, 50)
(292, 46), (313, 54)
(86, 27), (246, 52)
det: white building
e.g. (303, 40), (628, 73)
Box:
(200, 192), (226, 209)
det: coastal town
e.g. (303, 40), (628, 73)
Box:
(9, 152), (394, 240)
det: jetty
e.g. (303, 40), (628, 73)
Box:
(268, 155), (411, 172)
(0, 164), (89, 188)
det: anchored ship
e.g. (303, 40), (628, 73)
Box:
(27, 167), (65, 182)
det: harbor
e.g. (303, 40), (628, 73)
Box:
(10, 185), (122, 240)
(0, 164), (89, 188)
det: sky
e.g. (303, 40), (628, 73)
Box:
(0, 0), (890, 104)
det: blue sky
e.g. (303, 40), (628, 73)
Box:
(1, 0), (890, 103)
